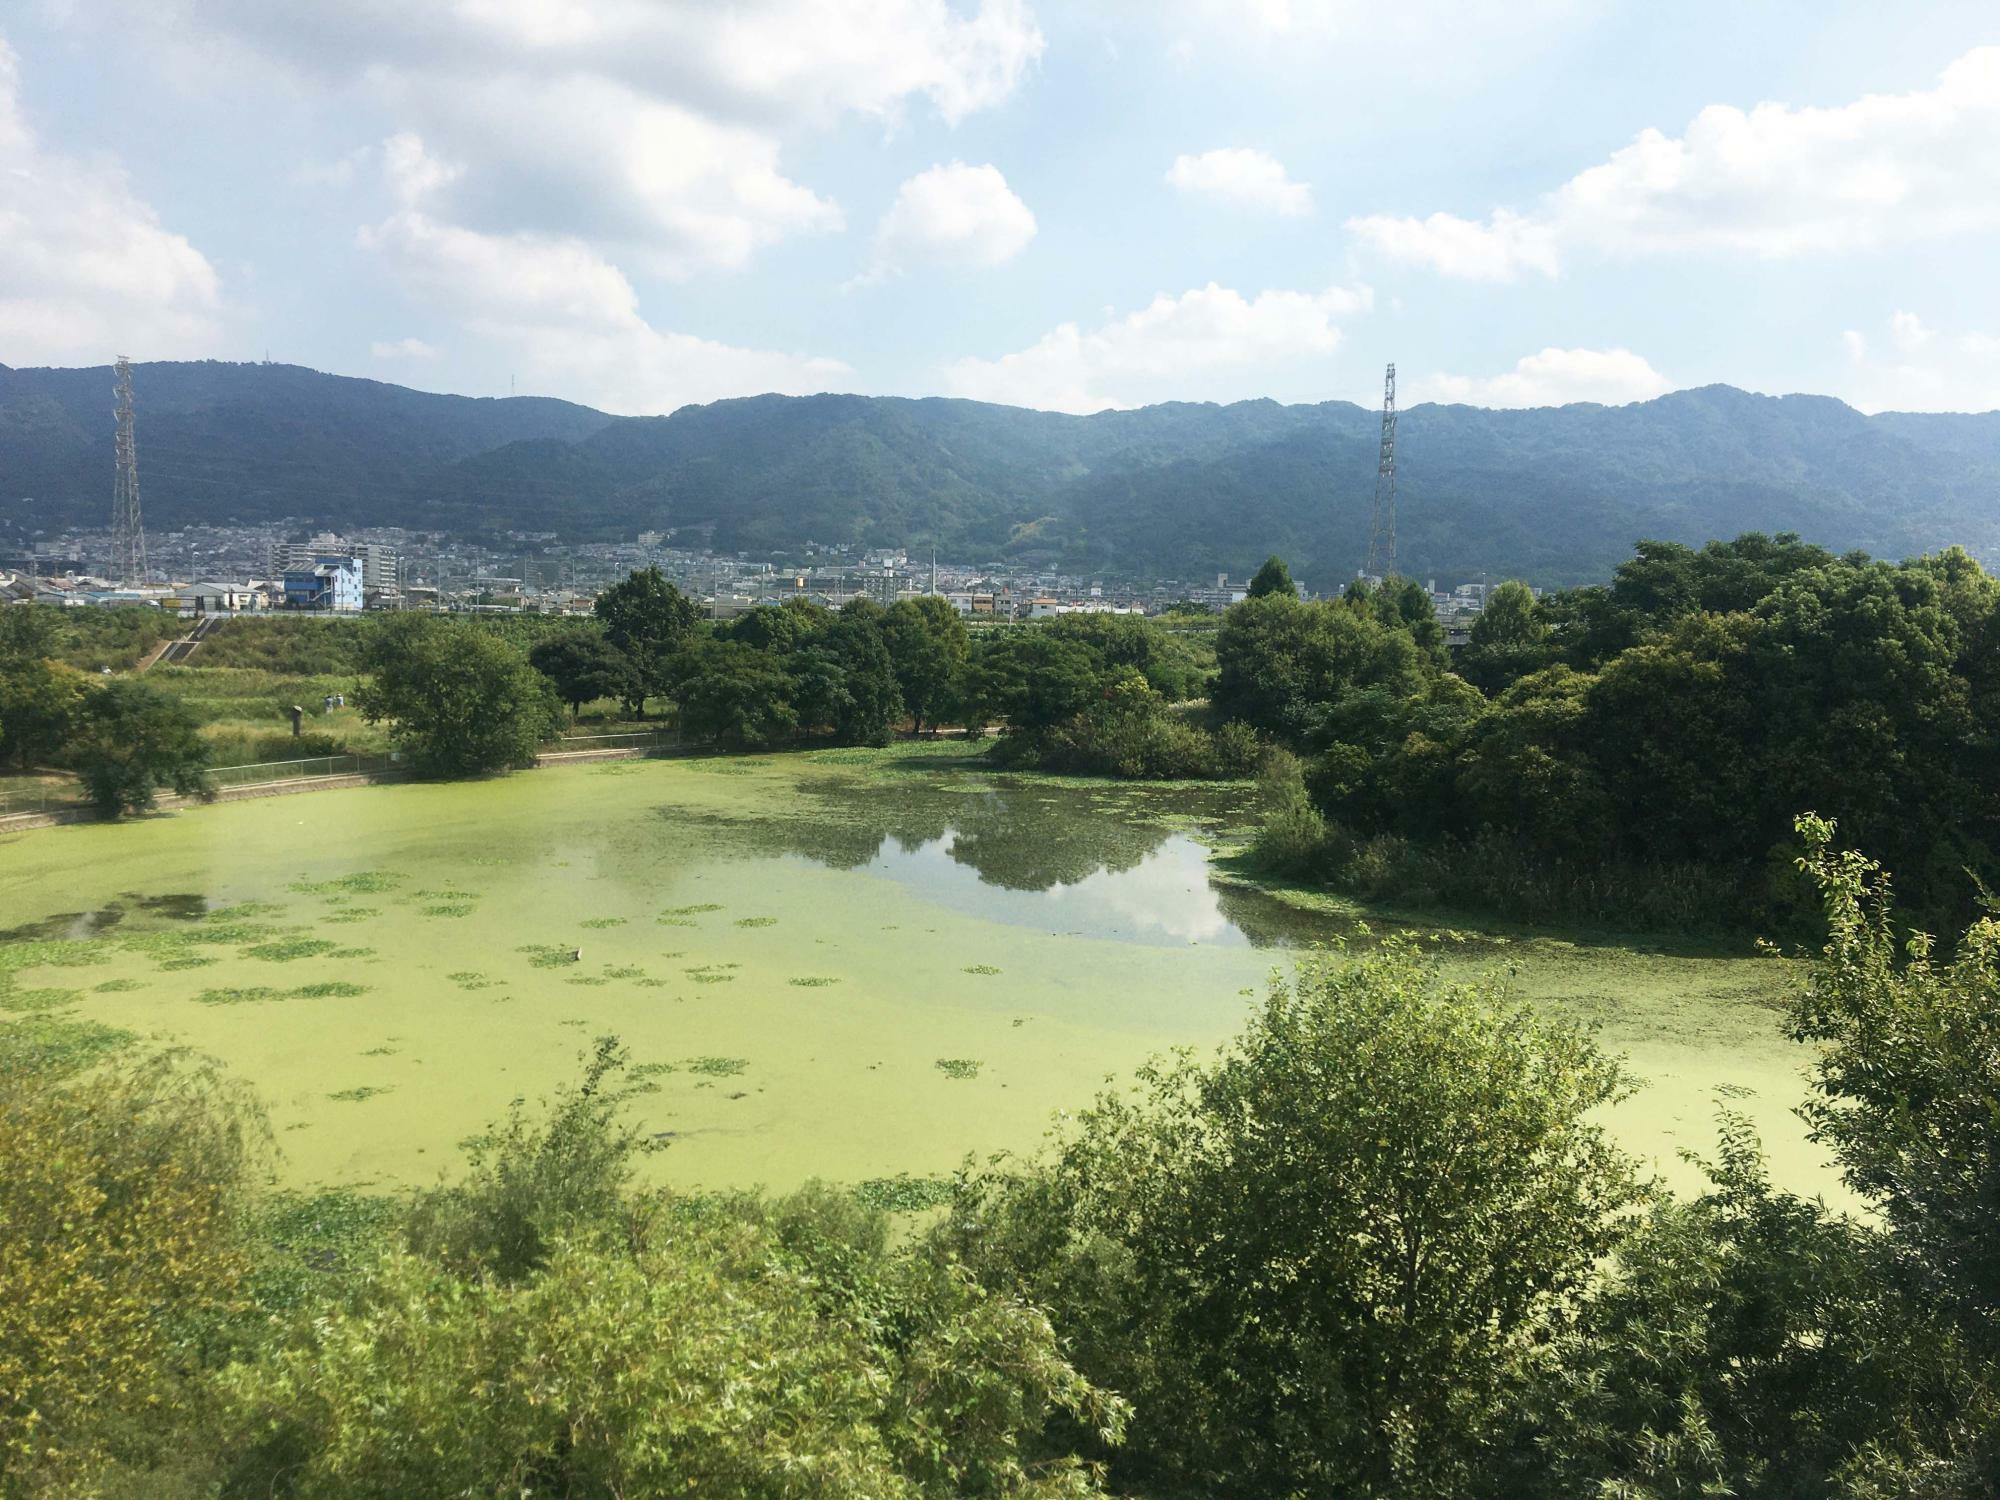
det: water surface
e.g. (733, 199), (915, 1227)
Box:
(0, 749), (1835, 1200)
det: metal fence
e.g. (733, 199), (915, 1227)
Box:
(0, 781), (81, 818)
(549, 729), (680, 753)
(204, 751), (404, 790)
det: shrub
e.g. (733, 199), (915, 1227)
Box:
(0, 1049), (260, 1485)
(947, 939), (1642, 1497)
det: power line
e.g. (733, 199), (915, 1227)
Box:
(1365, 362), (1397, 578)
(111, 356), (149, 584)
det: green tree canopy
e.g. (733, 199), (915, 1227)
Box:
(1213, 594), (1428, 741)
(882, 596), (970, 734)
(593, 567), (702, 700)
(526, 628), (638, 719)
(356, 614), (559, 778)
(68, 678), (213, 815)
(1246, 555), (1295, 599)
(953, 940), (1642, 1497)
(673, 638), (799, 749)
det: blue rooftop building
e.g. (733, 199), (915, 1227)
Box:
(281, 554), (364, 612)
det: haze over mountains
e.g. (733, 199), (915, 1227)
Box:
(3, 360), (1996, 587)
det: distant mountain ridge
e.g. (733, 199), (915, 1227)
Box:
(3, 359), (1997, 587)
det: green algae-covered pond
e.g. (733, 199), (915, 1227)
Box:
(0, 746), (1839, 1200)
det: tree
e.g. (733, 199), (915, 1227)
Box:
(526, 628), (638, 720)
(1213, 594), (1426, 741)
(1528, 1119), (1979, 1499)
(356, 615), (560, 778)
(1790, 815), (2000, 1322)
(822, 601), (903, 746)
(1045, 613), (1207, 701)
(0, 657), (89, 770)
(1246, 555), (1295, 599)
(883, 597), (969, 735)
(672, 638), (799, 748)
(1459, 580), (1552, 693)
(964, 633), (1104, 737)
(592, 568), (702, 709)
(67, 679), (213, 815)
(1360, 576), (1449, 667)
(953, 940), (1643, 1497)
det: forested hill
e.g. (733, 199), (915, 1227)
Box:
(5, 359), (1998, 586)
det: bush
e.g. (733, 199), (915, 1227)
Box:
(0, 1048), (260, 1488)
(947, 940), (1642, 1497)
(407, 1036), (657, 1282)
(1248, 748), (1340, 877)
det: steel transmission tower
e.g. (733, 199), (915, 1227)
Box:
(1365, 362), (1397, 578)
(111, 356), (149, 584)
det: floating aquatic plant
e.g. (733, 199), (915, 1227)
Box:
(2, 987), (82, 1014)
(516, 944), (578, 969)
(291, 871), (403, 895)
(0, 1017), (135, 1075)
(244, 938), (340, 963)
(851, 1175), (955, 1212)
(934, 1058), (983, 1080)
(685, 1056), (748, 1076)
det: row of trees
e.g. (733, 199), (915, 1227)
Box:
(1230, 534), (2000, 930)
(0, 608), (212, 814)
(509, 568), (1251, 777)
(8, 822), (1998, 1495)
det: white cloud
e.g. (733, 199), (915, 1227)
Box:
(100, 0), (1041, 278)
(1166, 147), (1311, 216)
(1888, 309), (1934, 354)
(943, 281), (1371, 412)
(1346, 208), (1557, 281)
(369, 336), (438, 361)
(359, 166), (850, 414)
(1414, 347), (1672, 408)
(1837, 312), (2000, 414)
(870, 162), (1036, 276)
(0, 35), (221, 365)
(1351, 46), (2000, 279)
(377, 75), (842, 277)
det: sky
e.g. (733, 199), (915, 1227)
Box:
(3, 0), (1998, 417)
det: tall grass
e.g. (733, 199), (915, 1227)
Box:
(1247, 751), (1752, 933)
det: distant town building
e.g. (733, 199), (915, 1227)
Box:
(271, 534), (403, 592)
(281, 555), (364, 612)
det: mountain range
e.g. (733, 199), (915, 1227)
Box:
(4, 359), (1997, 587)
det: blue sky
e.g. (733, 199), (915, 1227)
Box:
(3, 1), (1998, 416)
